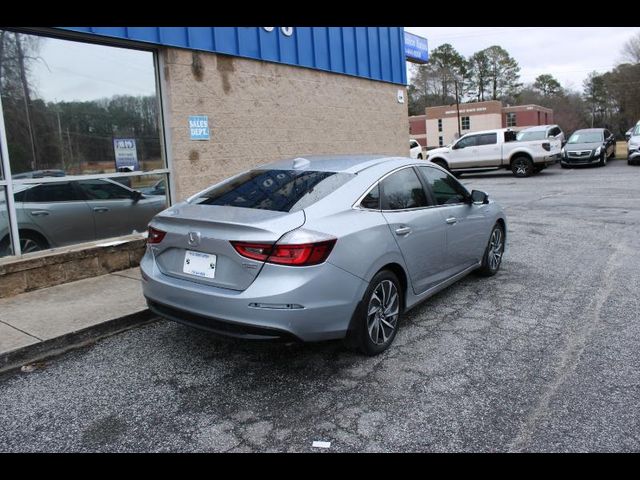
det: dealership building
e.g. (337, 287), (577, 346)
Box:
(411, 100), (554, 148)
(0, 27), (427, 296)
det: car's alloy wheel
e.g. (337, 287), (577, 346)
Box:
(476, 224), (505, 277)
(0, 234), (47, 256)
(487, 228), (504, 272)
(20, 237), (45, 254)
(366, 279), (399, 346)
(347, 270), (402, 355)
(511, 157), (533, 177)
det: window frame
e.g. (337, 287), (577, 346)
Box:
(0, 28), (171, 257)
(351, 164), (444, 213)
(416, 165), (471, 208)
(461, 116), (471, 130)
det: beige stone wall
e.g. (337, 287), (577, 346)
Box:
(161, 48), (409, 200)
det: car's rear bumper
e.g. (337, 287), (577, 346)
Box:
(140, 248), (368, 342)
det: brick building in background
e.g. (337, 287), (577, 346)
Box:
(409, 101), (554, 148)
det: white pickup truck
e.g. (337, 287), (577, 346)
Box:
(425, 128), (562, 177)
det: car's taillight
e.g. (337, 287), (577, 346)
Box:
(230, 242), (274, 262)
(147, 226), (166, 244)
(231, 230), (337, 267)
(542, 142), (551, 151)
(267, 240), (336, 266)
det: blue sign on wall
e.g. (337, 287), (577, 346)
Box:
(58, 27), (408, 85)
(404, 32), (429, 64)
(189, 116), (210, 140)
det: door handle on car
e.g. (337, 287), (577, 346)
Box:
(395, 226), (412, 236)
(445, 217), (458, 225)
(29, 210), (49, 217)
(93, 207), (109, 213)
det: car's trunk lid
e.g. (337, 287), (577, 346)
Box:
(150, 204), (305, 291)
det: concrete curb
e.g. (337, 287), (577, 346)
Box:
(0, 309), (158, 375)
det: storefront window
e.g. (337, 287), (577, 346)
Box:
(0, 29), (168, 258)
(0, 30), (162, 177)
(11, 174), (168, 255)
(0, 187), (11, 257)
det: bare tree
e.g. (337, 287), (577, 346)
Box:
(621, 31), (640, 64)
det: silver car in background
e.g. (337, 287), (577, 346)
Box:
(0, 178), (166, 255)
(141, 155), (507, 355)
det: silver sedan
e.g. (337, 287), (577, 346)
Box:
(141, 155), (507, 355)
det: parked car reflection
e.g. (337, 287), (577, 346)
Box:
(0, 178), (167, 255)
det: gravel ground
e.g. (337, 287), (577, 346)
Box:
(1, 159), (639, 452)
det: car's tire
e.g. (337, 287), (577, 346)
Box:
(561, 163), (570, 169)
(431, 159), (449, 171)
(348, 270), (402, 356)
(598, 152), (607, 167)
(511, 156), (534, 177)
(0, 231), (49, 256)
(475, 223), (505, 277)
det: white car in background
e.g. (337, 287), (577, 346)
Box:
(409, 139), (423, 159)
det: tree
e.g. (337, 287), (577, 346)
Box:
(583, 71), (609, 128)
(601, 62), (640, 135)
(482, 46), (522, 101)
(533, 74), (563, 97)
(427, 43), (467, 105)
(621, 31), (640, 64)
(466, 50), (491, 101)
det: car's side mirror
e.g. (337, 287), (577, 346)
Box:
(131, 190), (143, 203)
(470, 190), (489, 205)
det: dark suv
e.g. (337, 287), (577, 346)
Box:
(561, 128), (616, 168)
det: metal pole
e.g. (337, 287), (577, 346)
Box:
(455, 77), (461, 137)
(0, 92), (22, 256)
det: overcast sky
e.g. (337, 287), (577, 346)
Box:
(29, 36), (157, 103)
(404, 26), (640, 91)
(25, 27), (640, 103)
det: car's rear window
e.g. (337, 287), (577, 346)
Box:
(191, 169), (354, 212)
(516, 131), (546, 141)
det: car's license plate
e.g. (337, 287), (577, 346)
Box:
(182, 250), (216, 279)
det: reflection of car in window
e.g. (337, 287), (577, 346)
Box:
(0, 179), (167, 256)
(139, 179), (166, 196)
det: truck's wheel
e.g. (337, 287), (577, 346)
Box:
(431, 159), (449, 171)
(511, 156), (534, 177)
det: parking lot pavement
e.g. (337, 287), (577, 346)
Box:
(0, 160), (639, 452)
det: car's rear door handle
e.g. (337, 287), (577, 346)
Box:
(93, 207), (109, 213)
(445, 217), (458, 225)
(395, 226), (412, 235)
(29, 210), (49, 217)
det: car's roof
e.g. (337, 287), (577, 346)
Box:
(459, 127), (514, 136)
(572, 128), (605, 133)
(257, 155), (412, 174)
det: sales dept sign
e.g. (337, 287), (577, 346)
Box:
(189, 115), (210, 140)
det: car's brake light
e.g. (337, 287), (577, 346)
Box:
(230, 242), (274, 262)
(542, 142), (551, 151)
(268, 240), (336, 266)
(147, 226), (166, 244)
(231, 230), (337, 267)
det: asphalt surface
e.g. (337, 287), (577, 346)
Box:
(1, 159), (639, 452)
